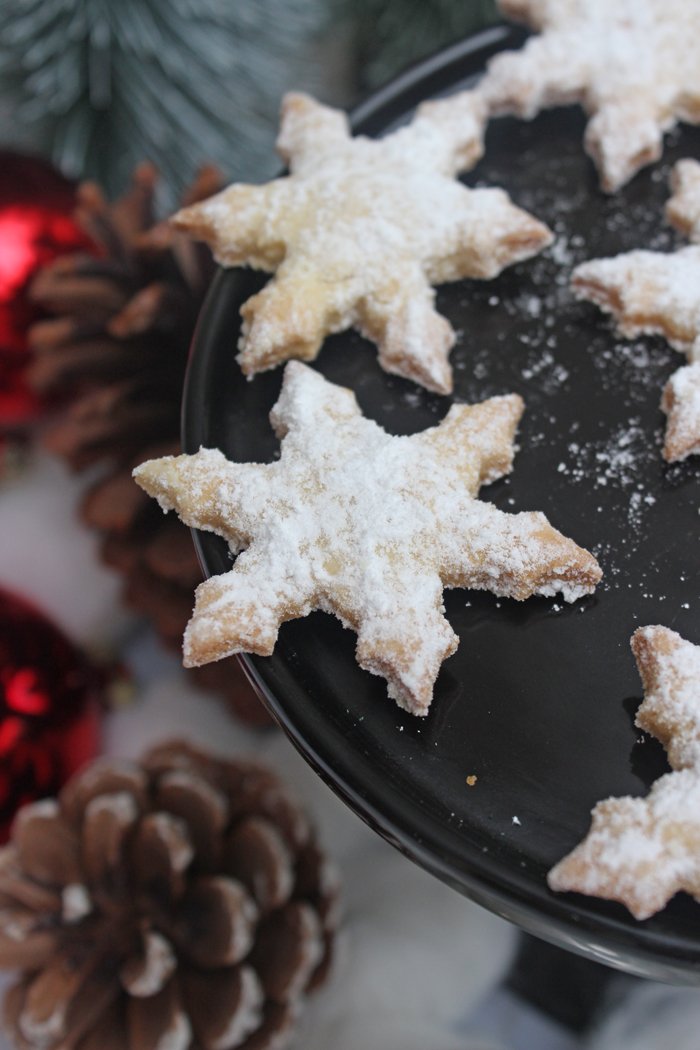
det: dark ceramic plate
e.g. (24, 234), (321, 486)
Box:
(183, 25), (700, 981)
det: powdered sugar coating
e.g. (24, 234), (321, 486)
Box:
(133, 362), (601, 717)
(573, 247), (700, 359)
(635, 627), (700, 770)
(481, 0), (700, 192)
(666, 158), (700, 241)
(571, 163), (700, 461)
(172, 91), (553, 395)
(661, 360), (700, 462)
(548, 626), (700, 920)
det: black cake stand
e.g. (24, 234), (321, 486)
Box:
(183, 24), (700, 986)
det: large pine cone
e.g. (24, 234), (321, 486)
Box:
(26, 165), (268, 726)
(0, 741), (340, 1050)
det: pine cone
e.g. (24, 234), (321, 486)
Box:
(25, 164), (269, 726)
(0, 740), (340, 1050)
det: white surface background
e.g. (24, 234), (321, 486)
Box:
(1, 450), (698, 1049)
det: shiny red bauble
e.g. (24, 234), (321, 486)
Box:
(0, 587), (101, 841)
(0, 151), (91, 436)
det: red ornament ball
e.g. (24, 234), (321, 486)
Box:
(0, 152), (91, 434)
(0, 587), (101, 841)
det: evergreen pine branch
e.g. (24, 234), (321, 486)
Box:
(0, 0), (340, 206)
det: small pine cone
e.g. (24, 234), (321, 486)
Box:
(26, 164), (268, 725)
(0, 741), (341, 1050)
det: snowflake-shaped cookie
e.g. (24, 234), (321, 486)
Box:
(666, 158), (700, 240)
(572, 160), (700, 462)
(172, 91), (553, 395)
(481, 0), (700, 192)
(133, 363), (601, 717)
(549, 626), (700, 920)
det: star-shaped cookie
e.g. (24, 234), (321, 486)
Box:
(572, 160), (700, 462)
(549, 626), (700, 920)
(666, 158), (700, 240)
(481, 0), (700, 192)
(171, 91), (553, 395)
(133, 362), (601, 717)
